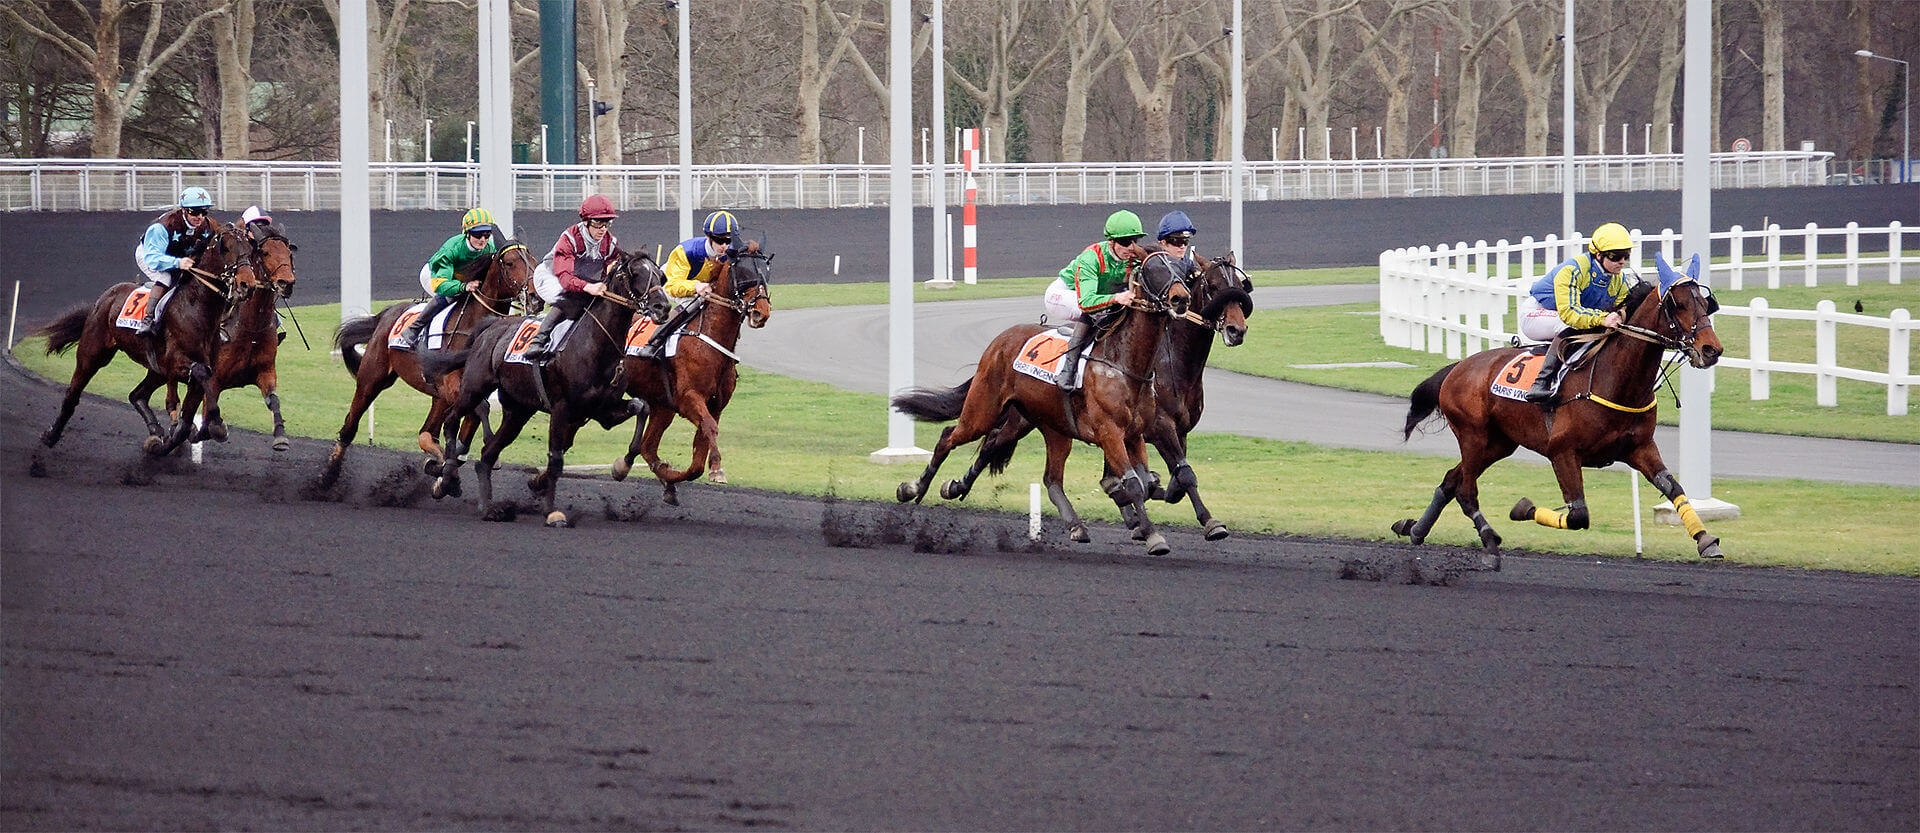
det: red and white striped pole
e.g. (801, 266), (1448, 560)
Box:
(963, 127), (978, 285)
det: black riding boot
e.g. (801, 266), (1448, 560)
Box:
(137, 280), (166, 333)
(1524, 338), (1566, 403)
(636, 305), (693, 359)
(521, 306), (564, 360)
(400, 294), (454, 349)
(1056, 319), (1094, 392)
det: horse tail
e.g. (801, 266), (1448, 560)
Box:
(35, 305), (92, 355)
(335, 314), (381, 376)
(891, 377), (973, 423)
(1403, 362), (1459, 440)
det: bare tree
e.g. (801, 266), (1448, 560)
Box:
(793, 0), (865, 164)
(1103, 0), (1221, 161)
(207, 0), (259, 159)
(1057, 0), (1132, 162)
(319, 0), (419, 161)
(3, 0), (232, 157)
(1436, 0), (1522, 158)
(1497, 0), (1562, 157)
(1573, 1), (1654, 154)
(1648, 0), (1682, 153)
(948, 0), (1062, 162)
(1754, 0), (1783, 150)
(579, 0), (639, 165)
(1358, 5), (1427, 159)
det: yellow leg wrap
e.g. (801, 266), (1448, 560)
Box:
(1532, 507), (1570, 529)
(1673, 495), (1707, 537)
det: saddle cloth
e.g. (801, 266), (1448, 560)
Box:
(387, 301), (459, 350)
(1011, 326), (1089, 385)
(1489, 340), (1595, 402)
(115, 285), (173, 333)
(622, 317), (683, 358)
(503, 317), (574, 365)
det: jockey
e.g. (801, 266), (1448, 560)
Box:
(1519, 221), (1634, 402)
(133, 186), (220, 333)
(1155, 210), (1198, 266)
(523, 194), (621, 360)
(1045, 209), (1149, 391)
(241, 205), (273, 238)
(398, 207), (500, 349)
(635, 209), (739, 359)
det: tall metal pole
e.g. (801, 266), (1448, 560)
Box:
(928, 0), (950, 286)
(1856, 51), (1912, 184)
(478, 0), (514, 236)
(677, 0), (693, 240)
(339, 0), (370, 319)
(1679, 0), (1727, 514)
(872, 0), (927, 463)
(1229, 0), (1244, 263)
(1561, 0), (1576, 256)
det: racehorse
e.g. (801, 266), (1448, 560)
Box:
(610, 244), (774, 506)
(37, 223), (255, 456)
(891, 249), (1192, 554)
(319, 241), (536, 488)
(1394, 252), (1727, 567)
(429, 250), (667, 525)
(166, 219), (300, 450)
(952, 252), (1253, 541)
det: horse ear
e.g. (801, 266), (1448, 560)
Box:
(1684, 252), (1702, 281)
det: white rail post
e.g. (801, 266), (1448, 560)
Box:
(1890, 221), (1904, 285)
(1749, 297), (1770, 400)
(1846, 221), (1861, 286)
(1728, 225), (1745, 290)
(1890, 308), (1911, 416)
(1767, 223), (1782, 288)
(1816, 299), (1838, 406)
(1804, 222), (1820, 287)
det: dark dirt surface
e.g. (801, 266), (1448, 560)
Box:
(3, 353), (1917, 831)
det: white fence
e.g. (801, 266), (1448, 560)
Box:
(1379, 222), (1915, 415)
(0, 150), (1834, 212)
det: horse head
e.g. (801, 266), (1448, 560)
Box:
(726, 242), (774, 329)
(1649, 251), (1723, 368)
(478, 241), (538, 309)
(1132, 246), (1192, 318)
(246, 223), (298, 299)
(1190, 251), (1254, 347)
(207, 224), (259, 303)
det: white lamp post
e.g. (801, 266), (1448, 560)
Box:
(1855, 49), (1911, 184)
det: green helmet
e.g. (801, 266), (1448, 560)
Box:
(1103, 210), (1144, 240)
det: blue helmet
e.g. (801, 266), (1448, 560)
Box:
(1156, 210), (1197, 241)
(702, 210), (739, 238)
(178, 186), (214, 209)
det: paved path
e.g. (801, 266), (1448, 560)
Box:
(736, 285), (1920, 487)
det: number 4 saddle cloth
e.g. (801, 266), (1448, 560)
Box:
(1011, 326), (1087, 386)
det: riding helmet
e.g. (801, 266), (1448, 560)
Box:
(1156, 210), (1197, 241)
(1103, 210), (1144, 241)
(1587, 222), (1633, 254)
(178, 186), (214, 208)
(242, 205), (272, 226)
(578, 194), (618, 220)
(703, 210), (740, 238)
(461, 207), (497, 233)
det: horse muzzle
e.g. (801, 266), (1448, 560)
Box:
(1221, 324), (1247, 347)
(1688, 342), (1722, 368)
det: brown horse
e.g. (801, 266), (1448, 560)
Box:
(318, 241), (536, 488)
(37, 223), (255, 456)
(947, 251), (1253, 541)
(167, 219), (300, 450)
(1394, 253), (1727, 567)
(428, 250), (667, 524)
(891, 250), (1191, 554)
(610, 244), (773, 506)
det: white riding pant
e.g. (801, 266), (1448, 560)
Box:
(1517, 295), (1569, 343)
(418, 264), (437, 296)
(135, 245), (173, 287)
(1042, 277), (1084, 323)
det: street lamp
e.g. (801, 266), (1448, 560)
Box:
(1855, 49), (1911, 184)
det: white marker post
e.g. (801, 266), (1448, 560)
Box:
(1029, 483), (1042, 540)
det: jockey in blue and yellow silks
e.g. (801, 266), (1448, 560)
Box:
(1517, 221), (1635, 403)
(638, 210), (740, 358)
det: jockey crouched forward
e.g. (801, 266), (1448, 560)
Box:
(636, 209), (741, 359)
(523, 195), (621, 360)
(399, 208), (500, 349)
(1517, 221), (1634, 403)
(133, 186), (220, 334)
(1042, 209), (1148, 391)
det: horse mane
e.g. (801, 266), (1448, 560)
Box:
(1619, 280), (1657, 316)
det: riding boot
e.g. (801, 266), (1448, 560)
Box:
(137, 281), (166, 334)
(400, 294), (453, 349)
(636, 305), (692, 359)
(1524, 338), (1566, 403)
(1056, 319), (1095, 392)
(521, 306), (564, 360)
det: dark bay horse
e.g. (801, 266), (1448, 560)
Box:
(168, 220), (300, 450)
(1394, 253), (1727, 567)
(319, 241), (536, 487)
(891, 251), (1191, 554)
(610, 245), (773, 506)
(953, 252), (1253, 541)
(430, 250), (667, 525)
(37, 223), (254, 456)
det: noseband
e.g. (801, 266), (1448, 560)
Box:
(1180, 259), (1254, 332)
(1125, 252), (1188, 314)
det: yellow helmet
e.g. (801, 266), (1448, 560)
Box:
(461, 207), (497, 232)
(1587, 222), (1632, 254)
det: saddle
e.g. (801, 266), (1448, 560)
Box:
(505, 317), (575, 366)
(1011, 325), (1087, 385)
(115, 284), (174, 334)
(1490, 336), (1600, 402)
(387, 301), (457, 350)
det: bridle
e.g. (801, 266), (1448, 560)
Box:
(1123, 250), (1190, 315)
(1577, 279), (1720, 413)
(470, 243), (535, 316)
(1178, 257), (1254, 333)
(244, 228), (298, 299)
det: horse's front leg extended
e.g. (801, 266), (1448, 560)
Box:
(417, 395), (454, 475)
(1511, 453), (1590, 531)
(1628, 445), (1725, 559)
(257, 367), (289, 451)
(195, 365), (230, 443)
(1100, 427), (1167, 555)
(1157, 434), (1227, 541)
(473, 404), (535, 522)
(530, 414), (581, 527)
(147, 363), (211, 455)
(128, 370), (169, 439)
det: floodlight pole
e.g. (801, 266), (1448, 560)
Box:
(676, 0), (692, 239)
(1229, 0), (1244, 264)
(1855, 50), (1911, 184)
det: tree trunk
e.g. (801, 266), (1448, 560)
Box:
(87, 0), (128, 158)
(580, 0), (634, 165)
(1757, 0), (1784, 150)
(1849, 0), (1873, 160)
(211, 0), (255, 159)
(794, 0), (824, 164)
(1651, 1), (1682, 153)
(1450, 60), (1481, 158)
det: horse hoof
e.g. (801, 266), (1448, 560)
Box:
(142, 436), (165, 455)
(207, 422), (228, 443)
(272, 436), (291, 452)
(1509, 498), (1536, 523)
(545, 511), (571, 528)
(940, 479), (967, 501)
(662, 489), (680, 507)
(709, 469), (727, 484)
(482, 504), (514, 522)
(1391, 518), (1416, 538)
(895, 482), (918, 503)
(611, 459), (631, 481)
(1697, 535), (1724, 559)
(1204, 520), (1230, 541)
(1143, 533), (1170, 556)
(39, 430), (58, 448)
(1480, 528), (1503, 553)
(423, 458), (443, 477)
(1068, 524), (1091, 544)
(1481, 551), (1504, 572)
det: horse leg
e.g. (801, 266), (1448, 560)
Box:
(1452, 436), (1517, 569)
(1157, 434), (1228, 541)
(255, 367), (289, 452)
(1627, 445), (1725, 559)
(127, 370), (169, 440)
(1101, 428), (1167, 555)
(43, 339), (116, 448)
(610, 401), (659, 482)
(1038, 427), (1090, 543)
(900, 386), (1001, 504)
(322, 370), (396, 486)
(943, 408), (1031, 502)
(433, 383), (495, 500)
(147, 363), (210, 456)
(530, 413), (581, 528)
(473, 404), (535, 522)
(1510, 452), (1591, 533)
(417, 396), (453, 476)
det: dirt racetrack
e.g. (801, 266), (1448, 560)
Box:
(3, 351), (1916, 831)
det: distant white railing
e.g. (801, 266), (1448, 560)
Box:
(0, 150), (1834, 212)
(1379, 222), (1915, 415)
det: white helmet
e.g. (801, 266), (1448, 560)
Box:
(242, 205), (272, 226)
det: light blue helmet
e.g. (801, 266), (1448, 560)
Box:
(178, 186), (214, 208)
